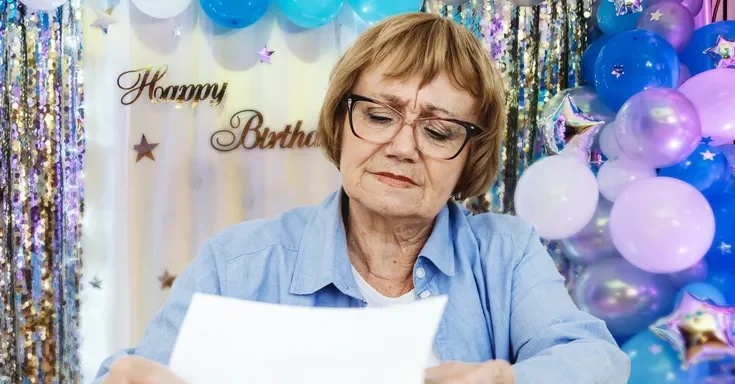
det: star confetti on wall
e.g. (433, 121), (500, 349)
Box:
(158, 270), (178, 290)
(133, 134), (159, 162)
(90, 277), (103, 289)
(257, 45), (275, 64)
(90, 8), (118, 34)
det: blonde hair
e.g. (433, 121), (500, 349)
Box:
(317, 12), (506, 200)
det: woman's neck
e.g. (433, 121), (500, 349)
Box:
(344, 196), (435, 298)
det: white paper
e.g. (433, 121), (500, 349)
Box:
(169, 293), (448, 384)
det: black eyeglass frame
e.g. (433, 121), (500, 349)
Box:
(345, 93), (484, 160)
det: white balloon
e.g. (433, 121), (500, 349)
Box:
(514, 155), (599, 240)
(597, 157), (657, 202)
(19, 0), (66, 11)
(598, 122), (622, 159)
(132, 0), (192, 19)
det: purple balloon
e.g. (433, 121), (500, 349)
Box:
(572, 258), (675, 337)
(668, 259), (709, 288)
(610, 177), (715, 273)
(615, 88), (702, 168)
(677, 63), (691, 87)
(637, 1), (695, 52)
(679, 69), (735, 144)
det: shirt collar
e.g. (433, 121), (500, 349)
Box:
(289, 189), (456, 296)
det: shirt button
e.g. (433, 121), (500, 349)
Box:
(416, 267), (426, 279)
(419, 290), (431, 299)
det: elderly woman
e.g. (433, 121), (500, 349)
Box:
(95, 12), (629, 384)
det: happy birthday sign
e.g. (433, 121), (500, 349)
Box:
(117, 65), (228, 107)
(211, 110), (320, 151)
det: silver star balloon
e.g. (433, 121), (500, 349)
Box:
(540, 94), (605, 162)
(615, 0), (643, 16)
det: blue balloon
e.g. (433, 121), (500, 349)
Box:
(704, 193), (735, 269)
(348, 0), (423, 24)
(659, 143), (730, 198)
(675, 283), (726, 306)
(680, 21), (735, 76)
(595, 30), (679, 111)
(276, 0), (344, 29)
(622, 330), (708, 384)
(596, 0), (641, 35)
(581, 34), (612, 87)
(199, 0), (270, 29)
(706, 269), (735, 305)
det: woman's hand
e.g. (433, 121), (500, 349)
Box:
(103, 356), (187, 384)
(424, 360), (515, 384)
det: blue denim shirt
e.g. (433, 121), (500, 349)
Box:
(93, 190), (630, 383)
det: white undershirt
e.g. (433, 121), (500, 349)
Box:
(351, 266), (442, 368)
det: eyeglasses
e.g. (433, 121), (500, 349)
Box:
(345, 94), (483, 160)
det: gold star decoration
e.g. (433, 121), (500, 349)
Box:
(650, 10), (664, 21)
(90, 276), (102, 289)
(90, 8), (118, 34)
(133, 134), (159, 162)
(158, 270), (178, 290)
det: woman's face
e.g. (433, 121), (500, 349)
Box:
(340, 61), (476, 220)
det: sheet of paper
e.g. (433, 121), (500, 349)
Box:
(169, 292), (448, 384)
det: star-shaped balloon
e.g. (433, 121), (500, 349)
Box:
(540, 94), (605, 162)
(704, 35), (735, 69)
(614, 0), (643, 16)
(257, 45), (274, 64)
(90, 8), (118, 34)
(650, 292), (735, 367)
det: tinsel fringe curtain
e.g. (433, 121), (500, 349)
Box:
(0, 0), (85, 383)
(424, 0), (591, 214)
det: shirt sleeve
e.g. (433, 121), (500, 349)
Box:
(90, 238), (224, 382)
(509, 227), (630, 384)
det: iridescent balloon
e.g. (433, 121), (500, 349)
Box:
(597, 156), (657, 202)
(573, 258), (675, 338)
(598, 122), (623, 159)
(557, 197), (620, 266)
(650, 291), (735, 367)
(610, 177), (715, 273)
(615, 88), (702, 168)
(540, 94), (605, 161)
(637, 1), (695, 52)
(668, 259), (709, 288)
(555, 86), (617, 123)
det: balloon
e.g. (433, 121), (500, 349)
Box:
(514, 156), (599, 240)
(596, 0), (641, 35)
(18, 0), (65, 10)
(609, 177), (715, 273)
(636, 1), (694, 52)
(597, 156), (657, 202)
(555, 86), (616, 123)
(509, 0), (545, 6)
(651, 292), (735, 367)
(131, 0), (192, 18)
(667, 259), (708, 288)
(581, 35), (612, 87)
(348, 0), (423, 24)
(539, 94), (604, 160)
(199, 0), (269, 29)
(276, 0), (343, 29)
(707, 270), (735, 305)
(598, 122), (622, 159)
(680, 0), (704, 16)
(677, 63), (691, 87)
(679, 69), (735, 144)
(573, 258), (674, 337)
(675, 282), (726, 306)
(622, 330), (709, 384)
(704, 193), (735, 269)
(659, 143), (730, 198)
(680, 21), (735, 75)
(595, 30), (680, 111)
(556, 197), (620, 266)
(615, 88), (701, 168)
